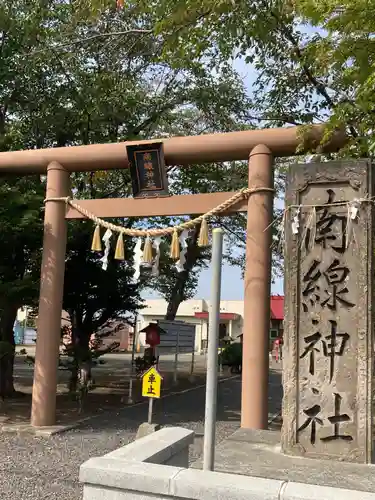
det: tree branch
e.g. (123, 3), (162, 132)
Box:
(30, 29), (153, 55)
(269, 9), (358, 138)
(244, 113), (304, 126)
(215, 217), (246, 246)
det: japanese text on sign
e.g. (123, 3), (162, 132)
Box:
(126, 142), (169, 198)
(141, 366), (162, 399)
(298, 188), (355, 446)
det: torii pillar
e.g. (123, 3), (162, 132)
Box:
(241, 145), (274, 429)
(31, 162), (70, 427)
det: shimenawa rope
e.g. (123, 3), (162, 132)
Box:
(45, 187), (274, 238)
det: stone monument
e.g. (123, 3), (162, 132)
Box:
(282, 160), (374, 463)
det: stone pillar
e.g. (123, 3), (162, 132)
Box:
(282, 160), (374, 463)
(241, 145), (274, 429)
(31, 162), (70, 427)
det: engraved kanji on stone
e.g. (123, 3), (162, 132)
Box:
(302, 259), (355, 312)
(322, 320), (350, 383)
(298, 388), (323, 445)
(300, 319), (322, 376)
(305, 189), (347, 253)
(321, 393), (353, 443)
(298, 390), (353, 444)
(300, 319), (350, 382)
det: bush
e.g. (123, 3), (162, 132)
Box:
(218, 342), (242, 367)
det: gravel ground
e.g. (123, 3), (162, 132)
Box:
(0, 372), (282, 500)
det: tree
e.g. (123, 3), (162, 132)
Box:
(63, 219), (143, 389)
(0, 175), (44, 397)
(55, 4), (253, 321)
(145, 227), (209, 320)
(0, 1), (60, 397)
(0, 0), (271, 398)
(293, 0), (375, 153)
(106, 0), (371, 156)
(58, 15), (250, 320)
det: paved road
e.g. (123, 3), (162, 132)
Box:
(14, 351), (206, 374)
(0, 372), (282, 500)
(13, 351), (207, 389)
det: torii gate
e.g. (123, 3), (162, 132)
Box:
(0, 125), (345, 427)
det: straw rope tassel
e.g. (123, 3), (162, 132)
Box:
(114, 232), (125, 260)
(170, 229), (180, 260)
(45, 188), (274, 239)
(143, 235), (153, 264)
(198, 217), (209, 247)
(91, 225), (102, 252)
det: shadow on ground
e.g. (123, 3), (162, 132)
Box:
(0, 372), (208, 425)
(72, 369), (282, 435)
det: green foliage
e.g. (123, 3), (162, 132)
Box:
(0, 0), (252, 328)
(124, 0), (374, 156)
(0, 176), (44, 310)
(1, 0), (313, 346)
(293, 0), (375, 154)
(218, 342), (242, 367)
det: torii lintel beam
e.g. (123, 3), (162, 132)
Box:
(0, 125), (346, 174)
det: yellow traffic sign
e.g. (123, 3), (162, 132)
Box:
(142, 366), (162, 399)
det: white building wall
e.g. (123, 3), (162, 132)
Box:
(214, 300), (244, 340)
(138, 299), (244, 351)
(141, 299), (207, 318)
(16, 299), (249, 351)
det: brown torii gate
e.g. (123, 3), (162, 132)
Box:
(0, 126), (345, 428)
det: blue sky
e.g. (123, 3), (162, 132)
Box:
(145, 56), (284, 301)
(191, 58), (284, 300)
(144, 24), (325, 301)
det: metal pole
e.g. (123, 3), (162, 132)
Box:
(131, 315), (137, 367)
(203, 228), (224, 471)
(219, 353), (224, 376)
(173, 327), (179, 385)
(128, 315), (137, 404)
(147, 398), (153, 424)
(190, 350), (195, 375)
(24, 306), (28, 329)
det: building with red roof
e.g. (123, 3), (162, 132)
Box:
(139, 296), (284, 352)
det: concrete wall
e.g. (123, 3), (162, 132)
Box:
(80, 427), (375, 500)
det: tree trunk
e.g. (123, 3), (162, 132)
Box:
(165, 227), (201, 320)
(165, 269), (190, 320)
(67, 309), (92, 393)
(0, 303), (18, 398)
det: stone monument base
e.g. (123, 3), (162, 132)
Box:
(191, 428), (375, 493)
